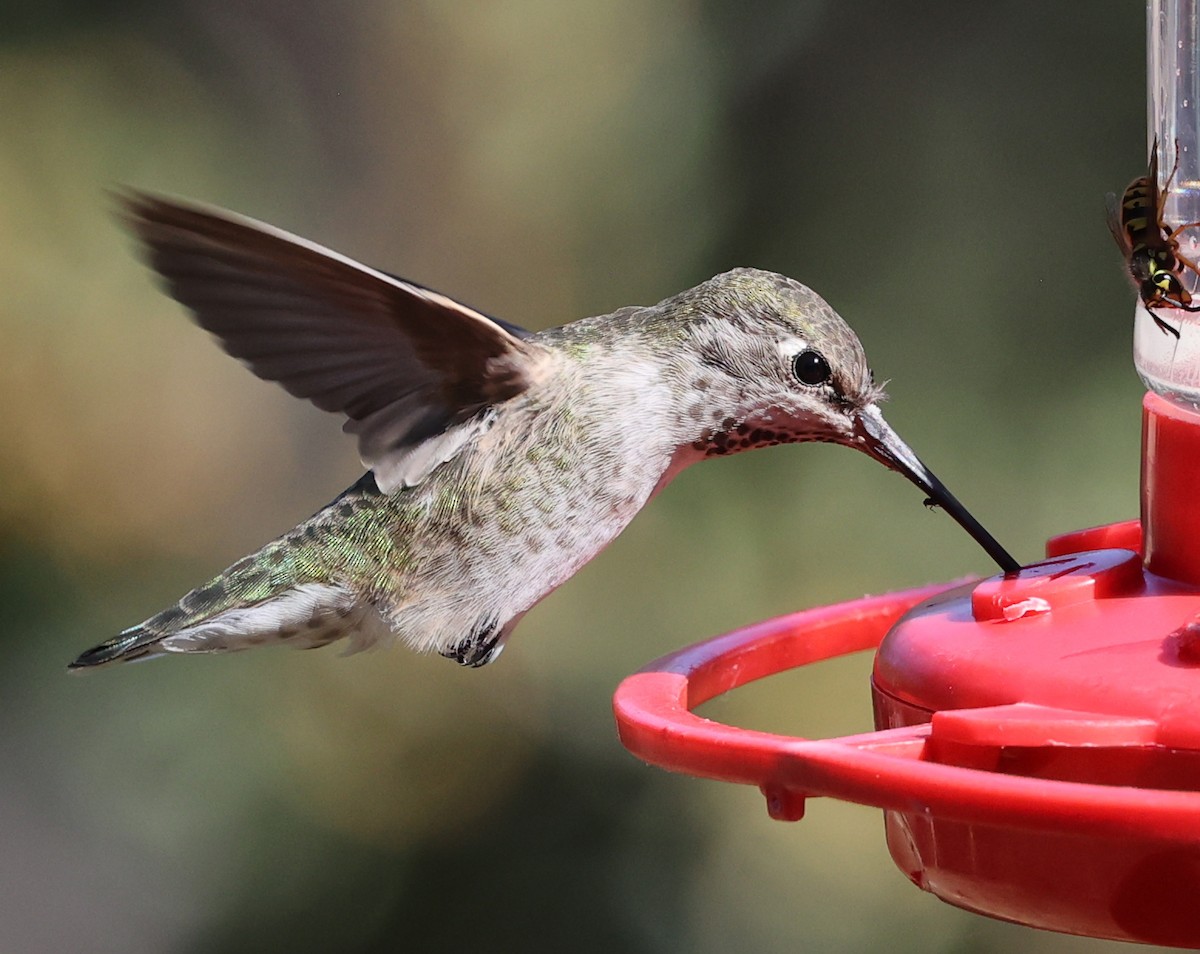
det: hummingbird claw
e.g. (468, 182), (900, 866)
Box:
(440, 616), (506, 667)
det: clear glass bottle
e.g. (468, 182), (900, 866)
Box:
(1135, 0), (1200, 403)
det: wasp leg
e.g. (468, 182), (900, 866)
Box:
(1147, 306), (1183, 338)
(1165, 221), (1200, 247)
(1172, 247), (1200, 283)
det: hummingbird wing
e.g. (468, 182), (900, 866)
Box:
(119, 192), (554, 492)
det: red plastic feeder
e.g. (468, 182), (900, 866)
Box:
(613, 392), (1200, 948)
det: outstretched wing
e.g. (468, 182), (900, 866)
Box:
(120, 193), (554, 491)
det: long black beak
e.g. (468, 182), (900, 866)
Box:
(856, 404), (1020, 573)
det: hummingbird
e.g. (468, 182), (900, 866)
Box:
(70, 194), (1018, 672)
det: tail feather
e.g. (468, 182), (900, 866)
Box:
(70, 579), (389, 671)
(68, 625), (169, 670)
(69, 541), (297, 670)
(70, 476), (392, 671)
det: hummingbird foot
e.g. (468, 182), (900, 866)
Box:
(439, 615), (506, 668)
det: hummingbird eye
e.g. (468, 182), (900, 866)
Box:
(792, 349), (832, 387)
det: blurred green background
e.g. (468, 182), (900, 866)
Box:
(0, 1), (1174, 952)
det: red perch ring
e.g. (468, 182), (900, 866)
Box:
(614, 517), (1200, 946)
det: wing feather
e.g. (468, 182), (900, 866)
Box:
(119, 192), (554, 489)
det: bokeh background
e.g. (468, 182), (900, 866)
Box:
(0, 2), (1174, 952)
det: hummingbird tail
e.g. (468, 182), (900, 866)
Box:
(69, 578), (391, 671)
(68, 499), (402, 671)
(69, 477), (402, 671)
(68, 623), (168, 669)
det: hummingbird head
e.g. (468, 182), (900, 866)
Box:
(674, 268), (884, 452)
(671, 268), (1017, 572)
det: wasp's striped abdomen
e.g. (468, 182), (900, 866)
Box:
(1108, 139), (1200, 338)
